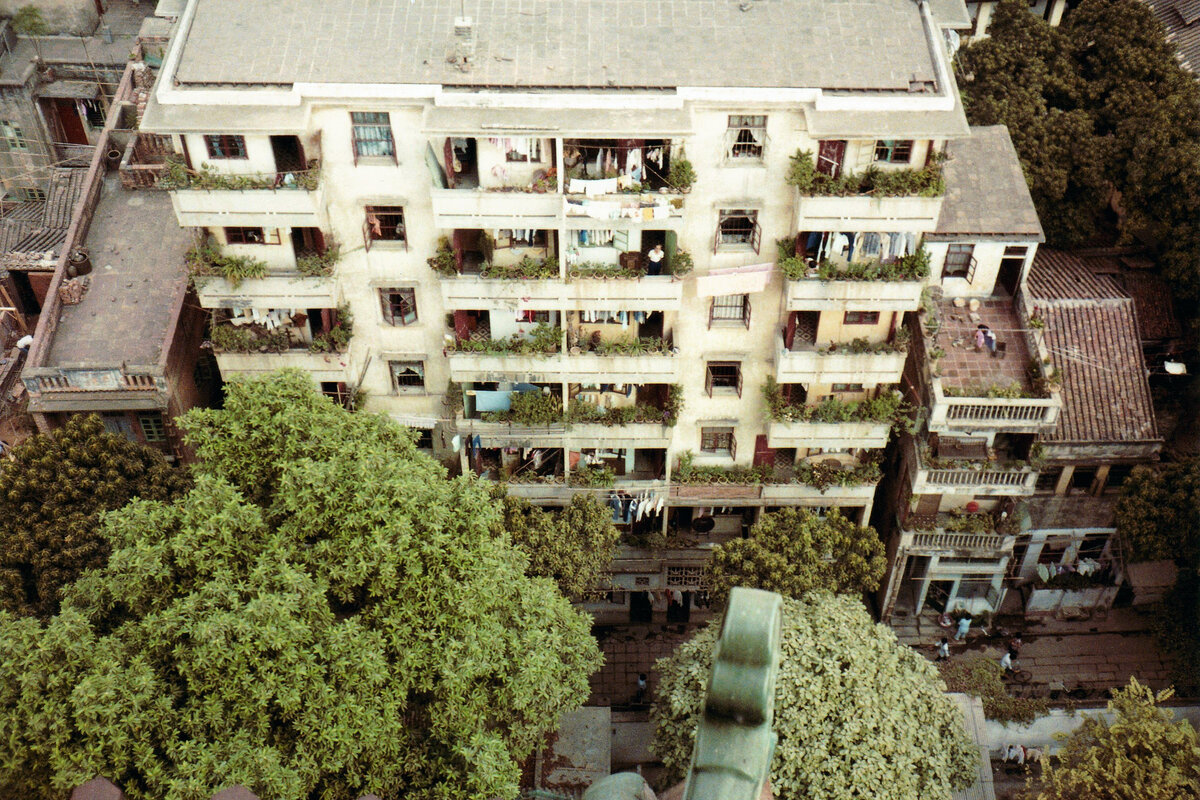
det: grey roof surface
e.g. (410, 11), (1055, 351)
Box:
(930, 125), (1044, 241)
(1144, 0), (1200, 74)
(928, 0), (973, 28)
(44, 176), (191, 368)
(175, 0), (940, 91)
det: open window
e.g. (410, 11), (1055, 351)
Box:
(700, 426), (737, 458)
(873, 139), (913, 164)
(364, 205), (407, 251)
(380, 287), (418, 326)
(388, 360), (426, 394)
(705, 361), (743, 397)
(725, 115), (767, 162)
(944, 243), (976, 279)
(204, 134), (247, 159)
(709, 294), (751, 329)
(715, 209), (761, 253)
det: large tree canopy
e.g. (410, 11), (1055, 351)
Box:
(500, 492), (619, 597)
(0, 413), (190, 617)
(1115, 460), (1200, 564)
(959, 0), (1200, 294)
(704, 508), (886, 606)
(651, 593), (977, 800)
(0, 372), (602, 800)
(1036, 679), (1200, 800)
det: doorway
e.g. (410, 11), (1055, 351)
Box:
(270, 135), (305, 174)
(8, 271), (41, 315)
(926, 580), (954, 613)
(995, 246), (1026, 297)
(666, 591), (691, 623)
(43, 98), (88, 145)
(444, 137), (479, 189)
(291, 227), (325, 258)
(643, 230), (667, 275)
(629, 591), (653, 623)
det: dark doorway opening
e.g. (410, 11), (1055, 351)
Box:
(927, 580), (954, 613)
(629, 591), (653, 623)
(666, 591), (691, 623)
(270, 135), (306, 174)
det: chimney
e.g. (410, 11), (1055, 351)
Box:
(454, 16), (475, 62)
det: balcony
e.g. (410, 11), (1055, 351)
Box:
(504, 478), (667, 506)
(430, 188), (561, 228)
(568, 274), (684, 311)
(566, 421), (674, 449)
(775, 331), (907, 385)
(795, 193), (944, 233)
(766, 420), (891, 449)
(908, 439), (1038, 497)
(166, 161), (324, 228)
(784, 275), (925, 312)
(440, 274), (563, 312)
(195, 273), (337, 309)
(23, 366), (167, 413)
(454, 417), (568, 448)
(214, 349), (349, 382)
(565, 351), (680, 383)
(930, 384), (1061, 435)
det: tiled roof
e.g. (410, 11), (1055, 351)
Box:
(930, 125), (1044, 240)
(1029, 251), (1158, 444)
(1115, 271), (1182, 341)
(0, 168), (86, 268)
(1143, 0), (1200, 74)
(175, 0), (941, 91)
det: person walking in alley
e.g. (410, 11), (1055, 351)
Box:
(936, 637), (950, 661)
(954, 614), (972, 641)
(635, 673), (647, 704)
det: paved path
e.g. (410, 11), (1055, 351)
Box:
(588, 624), (695, 710)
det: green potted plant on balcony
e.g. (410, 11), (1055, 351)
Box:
(671, 248), (694, 278)
(667, 151), (696, 193)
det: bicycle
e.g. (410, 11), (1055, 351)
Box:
(1004, 666), (1032, 684)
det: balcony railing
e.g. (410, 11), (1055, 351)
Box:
(910, 531), (1009, 552)
(908, 439), (1039, 496)
(766, 419), (892, 449)
(929, 383), (1062, 434)
(784, 274), (925, 311)
(775, 330), (907, 385)
(166, 160), (323, 227)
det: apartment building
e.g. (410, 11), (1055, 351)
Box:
(141, 0), (1043, 623)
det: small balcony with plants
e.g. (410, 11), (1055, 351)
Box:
(455, 383), (569, 446)
(918, 289), (1063, 435)
(762, 378), (905, 449)
(786, 148), (945, 231)
(428, 136), (562, 225)
(434, 231), (566, 309)
(908, 434), (1040, 496)
(208, 303), (352, 381)
(564, 310), (680, 383)
(777, 235), (929, 311)
(897, 506), (1021, 556)
(188, 234), (340, 308)
(162, 156), (324, 228)
(776, 312), (909, 385)
(565, 383), (681, 448)
(669, 451), (883, 503)
(446, 311), (564, 381)
(562, 137), (693, 197)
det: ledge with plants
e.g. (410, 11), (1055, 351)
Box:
(186, 244), (268, 289)
(762, 378), (908, 427)
(159, 156), (320, 191)
(296, 242), (340, 278)
(673, 451), (882, 492)
(942, 381), (1043, 400)
(502, 463), (617, 488)
(566, 399), (677, 427)
(209, 317), (291, 354)
(815, 332), (909, 356)
(917, 443), (1035, 473)
(906, 509), (1021, 536)
(579, 335), (675, 357)
(776, 238), (932, 283)
(447, 323), (562, 356)
(306, 303), (354, 353)
(480, 255), (559, 280)
(480, 391), (564, 425)
(567, 261), (646, 279)
(785, 149), (944, 197)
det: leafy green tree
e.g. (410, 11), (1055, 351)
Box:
(651, 593), (977, 800)
(0, 371), (602, 800)
(0, 414), (190, 617)
(1036, 678), (1200, 800)
(703, 508), (885, 606)
(500, 492), (619, 596)
(1115, 460), (1200, 564)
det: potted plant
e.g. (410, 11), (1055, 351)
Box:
(667, 151), (696, 192)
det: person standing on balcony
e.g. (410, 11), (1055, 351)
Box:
(647, 244), (665, 275)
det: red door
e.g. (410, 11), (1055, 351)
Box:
(752, 435), (776, 468)
(816, 139), (846, 177)
(51, 99), (89, 145)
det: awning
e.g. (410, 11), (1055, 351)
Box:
(38, 81), (100, 100)
(694, 263), (774, 297)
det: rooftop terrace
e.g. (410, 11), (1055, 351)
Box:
(934, 298), (1033, 394)
(43, 175), (190, 368)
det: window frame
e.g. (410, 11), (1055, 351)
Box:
(705, 361), (743, 397)
(380, 287), (418, 326)
(203, 134), (248, 160)
(709, 294), (751, 329)
(137, 412), (167, 443)
(350, 111), (397, 163)
(224, 226), (270, 245)
(363, 205), (407, 251)
(944, 243), (976, 278)
(843, 311), (880, 325)
(715, 209), (761, 253)
(388, 360), (426, 394)
(0, 120), (28, 151)
(504, 137), (542, 163)
(873, 139), (914, 164)
(725, 115), (767, 162)
(700, 426), (737, 457)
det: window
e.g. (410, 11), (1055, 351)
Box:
(726, 115), (766, 160)
(831, 383), (864, 393)
(1103, 464), (1135, 494)
(224, 226), (266, 245)
(204, 134), (247, 159)
(843, 311), (880, 325)
(709, 294), (751, 328)
(705, 361), (743, 397)
(82, 99), (106, 128)
(0, 121), (27, 151)
(944, 243), (975, 278)
(138, 413), (167, 443)
(389, 360), (425, 393)
(1036, 467), (1063, 492)
(351, 111), (396, 161)
(412, 427), (434, 449)
(13, 187), (44, 202)
(505, 138), (542, 162)
(1003, 245), (1029, 260)
(716, 209), (760, 252)
(380, 287), (418, 326)
(874, 139), (914, 163)
(1038, 541), (1068, 565)
(700, 426), (736, 457)
(1071, 467), (1098, 492)
(364, 205), (406, 247)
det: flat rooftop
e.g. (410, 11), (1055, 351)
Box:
(930, 125), (1044, 241)
(43, 176), (190, 368)
(935, 298), (1034, 394)
(175, 0), (941, 91)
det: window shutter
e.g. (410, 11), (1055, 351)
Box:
(751, 219), (762, 254)
(736, 365), (744, 398)
(362, 217), (372, 252)
(705, 366), (714, 397)
(730, 433), (738, 460)
(380, 290), (393, 325)
(708, 299), (715, 330)
(966, 254), (978, 284)
(744, 297), (752, 329)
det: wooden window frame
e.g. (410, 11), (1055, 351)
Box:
(709, 294), (751, 328)
(350, 111), (397, 164)
(700, 426), (737, 457)
(363, 205), (407, 251)
(388, 360), (426, 394)
(380, 287), (418, 326)
(1, 120), (28, 151)
(945, 243), (976, 278)
(137, 412), (167, 442)
(715, 209), (761, 253)
(726, 114), (767, 161)
(224, 226), (273, 245)
(203, 134), (248, 159)
(705, 361), (743, 397)
(843, 311), (880, 325)
(873, 139), (914, 164)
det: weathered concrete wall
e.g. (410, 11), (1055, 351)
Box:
(1, 0), (99, 36)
